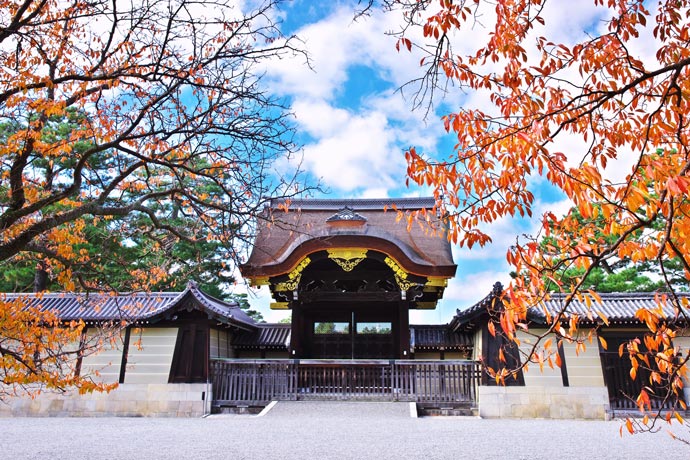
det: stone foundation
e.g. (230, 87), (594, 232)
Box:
(0, 383), (210, 417)
(478, 386), (610, 420)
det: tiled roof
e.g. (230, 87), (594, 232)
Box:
(233, 323), (291, 349)
(450, 282), (504, 331)
(1, 291), (180, 321)
(536, 292), (690, 324)
(451, 283), (690, 330)
(231, 323), (472, 351)
(242, 197), (455, 278)
(410, 324), (473, 350)
(1, 282), (256, 329)
(273, 197), (436, 211)
(181, 283), (255, 327)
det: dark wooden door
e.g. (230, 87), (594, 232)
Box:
(600, 333), (683, 410)
(353, 316), (394, 359)
(305, 306), (396, 359)
(169, 322), (209, 383)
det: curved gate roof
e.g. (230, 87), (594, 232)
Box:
(241, 197), (456, 281)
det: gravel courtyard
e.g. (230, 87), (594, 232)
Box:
(1, 401), (688, 460)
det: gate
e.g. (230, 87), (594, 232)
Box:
(599, 334), (685, 412)
(600, 351), (682, 411)
(210, 359), (480, 408)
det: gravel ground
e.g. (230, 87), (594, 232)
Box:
(1, 401), (689, 460)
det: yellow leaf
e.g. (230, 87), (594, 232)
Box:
(596, 310), (610, 326)
(598, 335), (608, 350)
(488, 321), (496, 337)
(625, 419), (634, 434)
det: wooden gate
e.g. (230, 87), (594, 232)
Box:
(210, 359), (480, 408)
(600, 350), (683, 411)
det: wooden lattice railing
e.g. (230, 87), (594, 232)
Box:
(600, 351), (682, 411)
(210, 359), (480, 407)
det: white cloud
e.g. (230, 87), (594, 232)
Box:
(539, 1), (609, 44)
(410, 269), (510, 324)
(263, 4), (454, 197)
(231, 283), (291, 323)
(244, 1), (669, 322)
(294, 102), (404, 192)
(265, 6), (400, 101)
(359, 187), (391, 199)
(414, 196), (572, 323)
(444, 270), (510, 306)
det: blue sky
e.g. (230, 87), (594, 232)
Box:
(243, 0), (656, 322)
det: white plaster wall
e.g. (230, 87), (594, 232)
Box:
(236, 350), (262, 359)
(80, 329), (125, 383)
(414, 352), (441, 360)
(445, 351), (471, 360)
(517, 329), (563, 387)
(124, 327), (178, 384)
(472, 329), (482, 361)
(561, 334), (605, 387)
(210, 328), (232, 359)
(265, 351), (289, 359)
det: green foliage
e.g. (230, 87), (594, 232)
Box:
(0, 263), (39, 292)
(549, 266), (664, 293)
(0, 114), (240, 297)
(277, 315), (292, 324)
(314, 322), (349, 334)
(542, 205), (689, 293)
(227, 293), (264, 322)
(358, 325), (392, 334)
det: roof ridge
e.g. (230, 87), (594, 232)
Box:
(1, 291), (181, 298)
(270, 197), (436, 210)
(549, 291), (685, 298)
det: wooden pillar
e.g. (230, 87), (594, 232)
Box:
(119, 326), (132, 384)
(397, 301), (410, 359)
(74, 325), (89, 378)
(558, 340), (570, 387)
(33, 262), (48, 292)
(290, 301), (303, 358)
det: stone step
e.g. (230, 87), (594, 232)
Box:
(417, 404), (478, 417)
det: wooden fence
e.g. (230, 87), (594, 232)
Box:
(600, 351), (681, 411)
(210, 359), (480, 407)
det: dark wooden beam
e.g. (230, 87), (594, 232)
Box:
(301, 269), (395, 282)
(290, 301), (303, 358)
(299, 291), (401, 303)
(118, 326), (131, 384)
(397, 300), (410, 359)
(557, 340), (569, 387)
(73, 325), (88, 378)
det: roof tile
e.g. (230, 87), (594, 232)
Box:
(451, 285), (690, 329)
(1, 282), (255, 328)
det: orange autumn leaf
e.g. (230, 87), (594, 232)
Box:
(625, 419), (634, 435)
(393, 0), (690, 426)
(487, 320), (496, 337)
(0, 0), (311, 398)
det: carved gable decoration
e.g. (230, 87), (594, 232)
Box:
(326, 207), (367, 228)
(327, 248), (368, 272)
